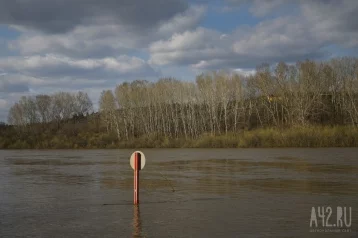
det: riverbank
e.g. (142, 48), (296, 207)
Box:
(1, 126), (358, 149)
(118, 126), (358, 148)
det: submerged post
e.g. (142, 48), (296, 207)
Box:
(130, 151), (146, 205)
(134, 152), (139, 205)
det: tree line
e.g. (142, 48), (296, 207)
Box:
(7, 91), (93, 126)
(98, 57), (358, 141)
(2, 57), (358, 148)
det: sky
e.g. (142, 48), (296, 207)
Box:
(1, 0), (358, 121)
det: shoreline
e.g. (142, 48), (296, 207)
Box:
(2, 126), (358, 149)
(1, 146), (358, 150)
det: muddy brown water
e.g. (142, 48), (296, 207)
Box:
(0, 149), (357, 237)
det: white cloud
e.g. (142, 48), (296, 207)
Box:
(158, 5), (206, 36)
(0, 54), (159, 79)
(0, 99), (7, 109)
(149, 17), (325, 70)
(150, 27), (219, 52)
(149, 27), (232, 66)
(231, 16), (323, 58)
(149, 0), (358, 70)
(234, 68), (256, 77)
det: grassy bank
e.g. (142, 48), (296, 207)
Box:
(118, 126), (358, 148)
(2, 126), (357, 149)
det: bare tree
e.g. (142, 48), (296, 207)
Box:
(74, 91), (93, 116)
(99, 90), (120, 139)
(7, 103), (25, 126)
(36, 94), (52, 123)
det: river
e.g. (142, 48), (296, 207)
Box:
(0, 149), (357, 237)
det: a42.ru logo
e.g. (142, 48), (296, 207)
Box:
(310, 206), (352, 233)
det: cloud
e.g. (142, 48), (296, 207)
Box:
(149, 16), (326, 70)
(228, 0), (358, 33)
(8, 26), (135, 58)
(0, 99), (8, 109)
(149, 0), (358, 70)
(157, 5), (206, 36)
(231, 16), (325, 58)
(0, 54), (159, 79)
(149, 27), (231, 66)
(300, 0), (358, 47)
(0, 0), (188, 34)
(234, 68), (256, 77)
(8, 5), (206, 59)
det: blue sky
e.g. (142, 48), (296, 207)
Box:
(1, 0), (358, 121)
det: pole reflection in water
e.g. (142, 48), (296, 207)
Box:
(132, 205), (142, 238)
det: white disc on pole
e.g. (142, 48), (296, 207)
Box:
(130, 151), (146, 170)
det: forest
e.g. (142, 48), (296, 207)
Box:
(1, 57), (358, 149)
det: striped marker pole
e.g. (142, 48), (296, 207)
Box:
(134, 152), (140, 205)
(130, 151), (145, 205)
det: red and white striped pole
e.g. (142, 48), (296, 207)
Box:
(134, 152), (140, 205)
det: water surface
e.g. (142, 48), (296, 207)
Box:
(0, 149), (357, 237)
